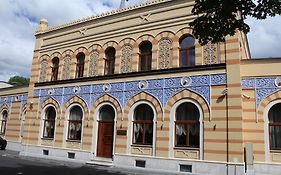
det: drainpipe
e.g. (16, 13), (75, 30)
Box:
(224, 41), (229, 175)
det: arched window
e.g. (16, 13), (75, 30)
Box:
(268, 103), (281, 150)
(76, 53), (85, 78)
(133, 104), (154, 145)
(175, 102), (199, 148)
(43, 106), (56, 138)
(179, 35), (195, 67)
(104, 47), (115, 75)
(68, 106), (83, 140)
(0, 110), (8, 135)
(99, 105), (115, 121)
(139, 41), (152, 71)
(51, 57), (59, 81)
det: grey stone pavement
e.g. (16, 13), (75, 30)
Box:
(0, 150), (183, 175)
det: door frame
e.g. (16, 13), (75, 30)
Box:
(93, 102), (117, 159)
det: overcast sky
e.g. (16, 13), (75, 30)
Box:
(0, 0), (280, 82)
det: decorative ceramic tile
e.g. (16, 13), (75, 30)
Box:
(241, 78), (255, 89)
(256, 78), (276, 88)
(211, 74), (227, 85)
(256, 88), (278, 108)
(190, 75), (210, 86)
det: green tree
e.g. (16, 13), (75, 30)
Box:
(8, 76), (30, 86)
(190, 0), (281, 45)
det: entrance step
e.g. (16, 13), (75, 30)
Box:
(86, 157), (113, 167)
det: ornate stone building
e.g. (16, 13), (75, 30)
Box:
(1, 0), (281, 174)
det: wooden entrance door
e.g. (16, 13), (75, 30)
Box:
(97, 121), (114, 158)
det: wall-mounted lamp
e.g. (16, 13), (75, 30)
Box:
(29, 101), (34, 110)
(242, 94), (250, 99)
(221, 89), (228, 96)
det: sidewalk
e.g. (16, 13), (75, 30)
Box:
(0, 150), (186, 175)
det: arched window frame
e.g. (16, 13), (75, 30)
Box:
(104, 47), (116, 75)
(76, 53), (85, 78)
(42, 105), (57, 139)
(67, 105), (84, 141)
(174, 102), (200, 148)
(139, 41), (152, 71)
(132, 103), (155, 146)
(51, 57), (59, 81)
(179, 35), (195, 67)
(268, 103), (281, 150)
(169, 99), (203, 159)
(263, 100), (281, 161)
(0, 110), (8, 135)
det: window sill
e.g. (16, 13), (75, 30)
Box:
(270, 150), (281, 153)
(174, 147), (199, 151)
(131, 144), (152, 148)
(66, 139), (81, 143)
(41, 137), (54, 140)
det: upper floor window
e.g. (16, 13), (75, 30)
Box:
(179, 35), (195, 67)
(175, 102), (199, 148)
(76, 53), (85, 78)
(133, 104), (154, 145)
(68, 106), (83, 141)
(0, 110), (8, 135)
(43, 106), (56, 139)
(104, 47), (115, 75)
(268, 103), (281, 150)
(139, 41), (152, 71)
(51, 57), (59, 81)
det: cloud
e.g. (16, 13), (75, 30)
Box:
(0, 0), (280, 82)
(0, 0), (144, 82)
(246, 16), (281, 58)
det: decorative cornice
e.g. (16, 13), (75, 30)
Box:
(35, 0), (173, 35)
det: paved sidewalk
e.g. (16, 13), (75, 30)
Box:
(0, 150), (184, 175)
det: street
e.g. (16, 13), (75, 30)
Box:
(0, 150), (142, 175)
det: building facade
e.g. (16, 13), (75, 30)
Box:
(1, 0), (281, 174)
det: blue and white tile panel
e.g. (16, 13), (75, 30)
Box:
(35, 74), (227, 109)
(0, 94), (28, 109)
(242, 77), (281, 109)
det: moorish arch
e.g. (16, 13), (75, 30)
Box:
(258, 90), (281, 120)
(175, 27), (194, 40)
(91, 94), (122, 121)
(74, 47), (89, 56)
(0, 104), (9, 113)
(136, 34), (156, 46)
(61, 49), (74, 58)
(40, 97), (61, 114)
(50, 52), (62, 60)
(259, 90), (281, 161)
(63, 96), (89, 116)
(39, 54), (50, 62)
(165, 89), (210, 121)
(155, 31), (175, 41)
(103, 41), (119, 51)
(119, 38), (136, 47)
(124, 92), (163, 121)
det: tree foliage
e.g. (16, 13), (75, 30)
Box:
(190, 0), (281, 45)
(8, 76), (30, 86)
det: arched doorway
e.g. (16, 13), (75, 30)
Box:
(97, 105), (115, 158)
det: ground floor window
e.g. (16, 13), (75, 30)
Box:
(0, 110), (8, 135)
(268, 103), (281, 150)
(133, 104), (154, 145)
(68, 106), (83, 141)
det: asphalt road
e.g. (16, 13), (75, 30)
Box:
(0, 150), (139, 175)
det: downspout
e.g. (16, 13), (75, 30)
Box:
(225, 41), (229, 175)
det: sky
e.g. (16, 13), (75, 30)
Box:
(0, 0), (280, 82)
